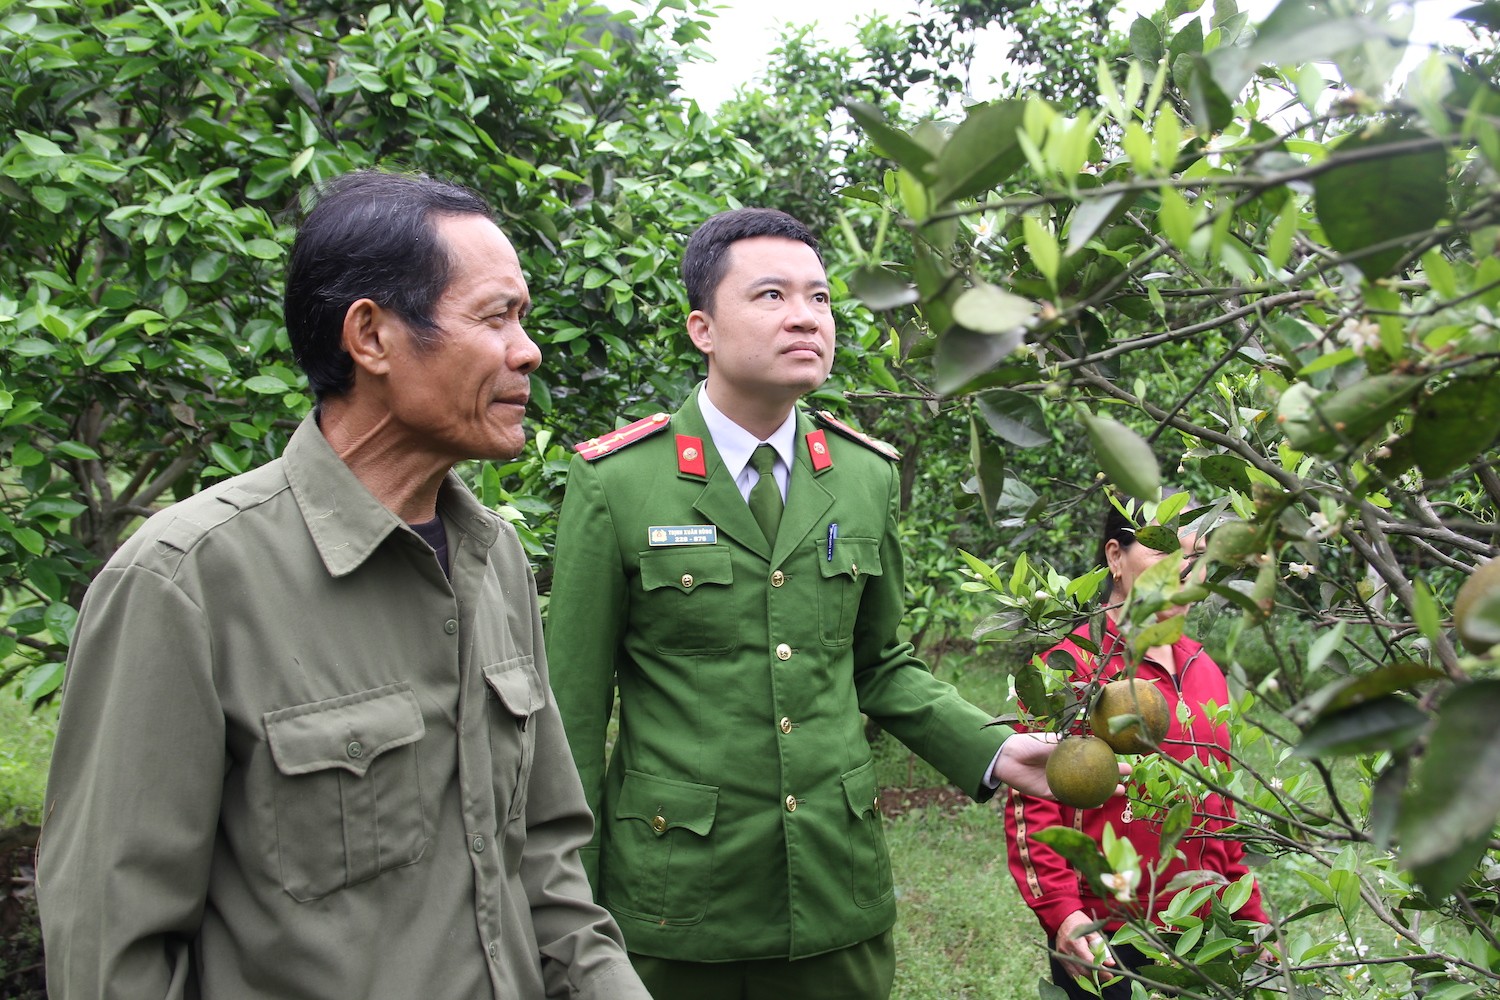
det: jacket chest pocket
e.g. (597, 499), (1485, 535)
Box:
(636, 546), (737, 655)
(818, 537), (881, 645)
(264, 683), (429, 902)
(483, 655), (544, 820)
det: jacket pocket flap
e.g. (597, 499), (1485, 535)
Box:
(818, 536), (882, 580)
(616, 769), (718, 837)
(483, 656), (544, 719)
(265, 682), (424, 778)
(840, 759), (879, 818)
(639, 546), (734, 593)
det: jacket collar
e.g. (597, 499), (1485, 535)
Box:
(673, 391), (833, 564)
(283, 412), (498, 578)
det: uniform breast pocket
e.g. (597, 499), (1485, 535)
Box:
(636, 546), (737, 655)
(483, 655), (545, 820)
(264, 682), (429, 902)
(817, 537), (882, 645)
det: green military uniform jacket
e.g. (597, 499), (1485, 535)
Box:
(39, 414), (647, 1000)
(547, 390), (1012, 961)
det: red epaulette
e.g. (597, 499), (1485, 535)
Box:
(573, 413), (671, 461)
(812, 410), (901, 461)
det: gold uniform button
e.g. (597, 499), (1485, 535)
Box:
(779, 717), (793, 734)
(650, 815), (667, 834)
(874, 796), (881, 814)
(775, 643), (792, 661)
(681, 573), (694, 589)
(771, 570), (786, 587)
(851, 563), (859, 578)
(785, 794), (797, 812)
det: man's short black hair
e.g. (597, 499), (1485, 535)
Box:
(284, 170), (494, 399)
(680, 207), (823, 315)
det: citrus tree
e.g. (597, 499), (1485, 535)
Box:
(845, 0), (1500, 995)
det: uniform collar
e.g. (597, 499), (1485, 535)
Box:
(284, 411), (498, 578)
(696, 384), (797, 493)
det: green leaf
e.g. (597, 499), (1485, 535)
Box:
(17, 130), (64, 158)
(1293, 662), (1444, 723)
(1277, 374), (1422, 455)
(977, 390), (1050, 448)
(1306, 622), (1346, 673)
(847, 265), (918, 311)
(1033, 827), (1115, 897)
(1022, 216), (1060, 289)
(845, 101), (935, 176)
(1082, 413), (1160, 500)
(934, 327), (1027, 396)
(1400, 681), (1500, 892)
(1412, 579), (1441, 643)
(1198, 455), (1250, 493)
(243, 238), (282, 260)
(21, 661), (64, 704)
(952, 282), (1036, 334)
(243, 374), (292, 394)
(1314, 125), (1448, 280)
(929, 101), (1029, 205)
(1293, 695), (1427, 758)
(1065, 192), (1133, 257)
(1134, 525), (1179, 553)
(1397, 376), (1500, 479)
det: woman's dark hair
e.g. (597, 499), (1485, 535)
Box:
(1096, 489), (1190, 600)
(680, 207), (823, 315)
(284, 170), (494, 399)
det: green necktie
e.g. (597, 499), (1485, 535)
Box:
(748, 444), (782, 544)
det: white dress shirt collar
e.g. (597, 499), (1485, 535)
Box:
(697, 385), (796, 502)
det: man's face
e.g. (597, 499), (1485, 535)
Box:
(382, 213), (540, 463)
(688, 235), (835, 409)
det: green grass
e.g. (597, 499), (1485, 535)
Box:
(887, 801), (1052, 1000)
(0, 693), (53, 833)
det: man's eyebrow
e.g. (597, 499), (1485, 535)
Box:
(747, 275), (830, 292)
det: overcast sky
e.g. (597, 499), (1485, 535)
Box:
(674, 0), (1477, 111)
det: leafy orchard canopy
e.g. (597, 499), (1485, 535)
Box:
(843, 0), (1500, 924)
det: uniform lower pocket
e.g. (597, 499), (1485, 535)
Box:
(841, 759), (893, 907)
(601, 769), (718, 924)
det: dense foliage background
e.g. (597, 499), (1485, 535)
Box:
(3, 0), (1499, 996)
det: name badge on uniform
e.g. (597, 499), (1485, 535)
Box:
(648, 525), (718, 546)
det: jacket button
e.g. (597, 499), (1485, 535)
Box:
(472, 836), (485, 853)
(874, 796), (881, 814)
(444, 619), (458, 634)
(785, 794), (797, 812)
(779, 717), (793, 734)
(346, 741), (363, 759)
(771, 570), (785, 587)
(681, 573), (694, 589)
(851, 563), (859, 578)
(775, 643), (792, 661)
(650, 815), (667, 834)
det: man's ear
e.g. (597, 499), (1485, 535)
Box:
(686, 309), (713, 356)
(342, 298), (397, 377)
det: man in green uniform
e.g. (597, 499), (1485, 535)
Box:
(547, 208), (1064, 998)
(38, 172), (649, 1000)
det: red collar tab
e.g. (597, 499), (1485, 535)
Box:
(805, 429), (833, 472)
(573, 412), (670, 461)
(676, 435), (707, 477)
(813, 410), (900, 462)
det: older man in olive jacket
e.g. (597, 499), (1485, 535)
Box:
(547, 208), (1064, 999)
(38, 172), (649, 1000)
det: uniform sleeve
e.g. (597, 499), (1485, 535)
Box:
(518, 562), (650, 1000)
(544, 455), (629, 889)
(38, 563), (225, 1000)
(850, 462), (1010, 799)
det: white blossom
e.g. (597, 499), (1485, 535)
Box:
(1336, 318), (1382, 355)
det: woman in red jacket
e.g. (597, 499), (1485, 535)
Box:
(1004, 504), (1268, 999)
